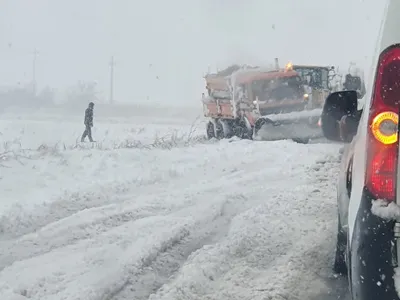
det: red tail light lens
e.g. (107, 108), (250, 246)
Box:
(367, 145), (397, 199)
(366, 45), (400, 201)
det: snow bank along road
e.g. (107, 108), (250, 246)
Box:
(0, 110), (348, 300)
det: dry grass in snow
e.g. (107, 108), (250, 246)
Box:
(0, 115), (212, 167)
(0, 131), (209, 169)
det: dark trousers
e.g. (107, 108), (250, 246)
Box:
(81, 124), (93, 142)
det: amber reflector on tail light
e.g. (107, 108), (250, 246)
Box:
(370, 111), (398, 145)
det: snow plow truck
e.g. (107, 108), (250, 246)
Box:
(202, 60), (337, 143)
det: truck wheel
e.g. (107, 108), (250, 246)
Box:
(217, 120), (233, 139)
(234, 119), (252, 140)
(206, 121), (215, 139)
(215, 120), (224, 139)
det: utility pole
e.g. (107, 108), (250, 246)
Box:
(109, 56), (115, 104)
(32, 48), (39, 96)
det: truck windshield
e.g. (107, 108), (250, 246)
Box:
(293, 67), (329, 89)
(252, 76), (302, 101)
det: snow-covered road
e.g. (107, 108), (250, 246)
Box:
(0, 110), (348, 300)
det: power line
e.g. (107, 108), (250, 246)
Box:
(109, 56), (115, 104)
(32, 48), (39, 95)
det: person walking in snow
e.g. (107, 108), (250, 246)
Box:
(81, 102), (95, 142)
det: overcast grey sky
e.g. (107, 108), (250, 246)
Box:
(0, 0), (384, 106)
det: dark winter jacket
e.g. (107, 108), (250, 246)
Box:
(343, 74), (366, 99)
(343, 74), (361, 91)
(84, 107), (93, 126)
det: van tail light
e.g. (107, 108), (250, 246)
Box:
(365, 45), (400, 201)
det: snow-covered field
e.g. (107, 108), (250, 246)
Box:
(0, 106), (348, 300)
(0, 104), (204, 151)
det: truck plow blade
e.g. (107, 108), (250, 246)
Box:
(254, 121), (323, 141)
(254, 109), (324, 142)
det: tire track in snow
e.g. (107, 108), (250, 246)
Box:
(112, 153), (347, 300)
(145, 154), (349, 300)
(0, 193), (251, 300)
(107, 197), (241, 300)
(0, 203), (169, 270)
(108, 193), (297, 300)
(0, 192), (243, 272)
(0, 170), (189, 240)
(106, 164), (315, 300)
